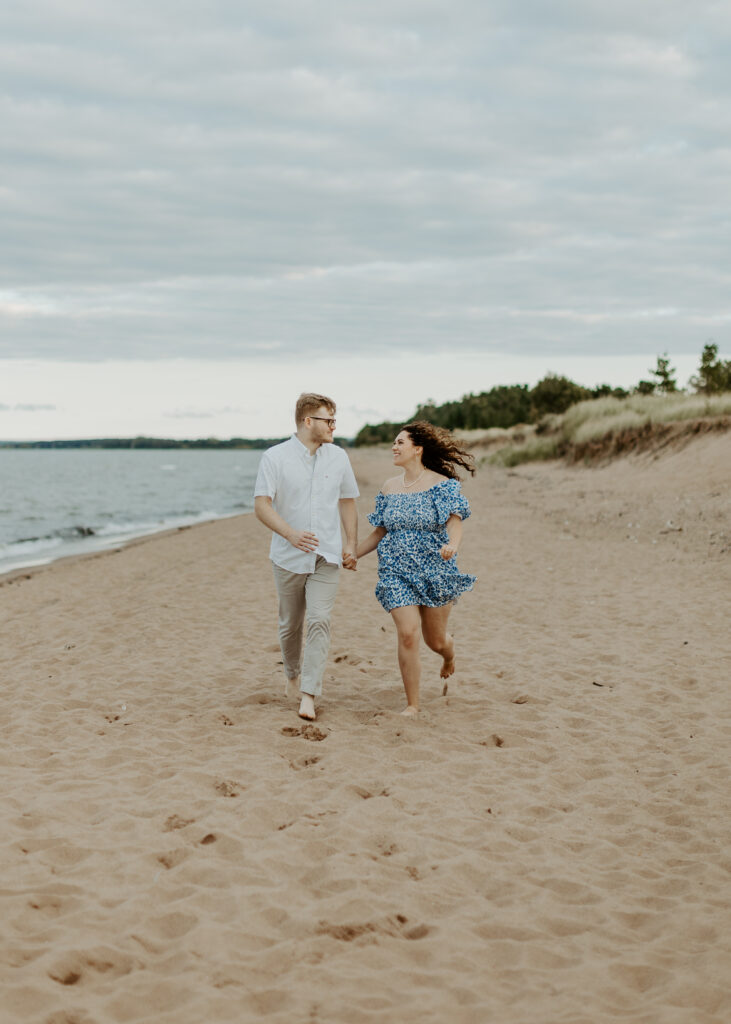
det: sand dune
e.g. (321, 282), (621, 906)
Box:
(1, 434), (729, 1023)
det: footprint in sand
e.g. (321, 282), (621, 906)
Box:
(334, 652), (363, 666)
(301, 724), (328, 741)
(214, 779), (242, 798)
(289, 755), (321, 771)
(163, 814), (195, 832)
(47, 947), (139, 987)
(350, 786), (390, 800)
(241, 692), (276, 706)
(156, 848), (188, 870)
(318, 915), (430, 943)
(281, 724), (329, 741)
(27, 892), (80, 918)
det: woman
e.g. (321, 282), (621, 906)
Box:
(357, 421), (476, 716)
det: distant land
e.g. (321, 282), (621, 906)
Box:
(0, 437), (290, 450)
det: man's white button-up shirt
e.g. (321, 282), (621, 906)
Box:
(254, 435), (360, 574)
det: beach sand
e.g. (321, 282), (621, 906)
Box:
(1, 434), (730, 1024)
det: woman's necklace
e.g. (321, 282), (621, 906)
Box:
(402, 468), (426, 489)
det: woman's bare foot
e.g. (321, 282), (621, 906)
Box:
(440, 635), (456, 679)
(298, 694), (316, 720)
(401, 706), (419, 717)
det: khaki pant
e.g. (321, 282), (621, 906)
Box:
(271, 556), (339, 697)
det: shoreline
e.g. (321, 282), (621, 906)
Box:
(0, 508), (251, 583)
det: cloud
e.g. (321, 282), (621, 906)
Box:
(1, 0), (730, 366)
(163, 405), (246, 419)
(0, 403), (57, 412)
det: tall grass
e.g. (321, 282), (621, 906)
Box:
(564, 392), (731, 444)
(489, 435), (561, 467)
(488, 391), (731, 466)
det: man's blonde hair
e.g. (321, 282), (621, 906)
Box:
(295, 392), (336, 426)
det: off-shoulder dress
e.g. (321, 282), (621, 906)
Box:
(367, 478), (477, 612)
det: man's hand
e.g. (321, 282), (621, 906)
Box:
(342, 550), (357, 571)
(288, 529), (319, 552)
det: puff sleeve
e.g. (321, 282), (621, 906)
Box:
(432, 479), (471, 525)
(367, 492), (388, 528)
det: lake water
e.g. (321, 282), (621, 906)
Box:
(0, 448), (264, 575)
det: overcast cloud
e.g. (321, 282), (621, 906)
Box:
(2, 0), (730, 374)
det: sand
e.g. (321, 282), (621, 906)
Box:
(1, 433), (730, 1024)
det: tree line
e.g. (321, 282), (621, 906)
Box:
(352, 343), (731, 446)
(0, 436), (287, 450)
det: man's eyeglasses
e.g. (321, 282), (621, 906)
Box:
(310, 416), (336, 428)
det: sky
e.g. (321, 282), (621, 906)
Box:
(1, 0), (729, 440)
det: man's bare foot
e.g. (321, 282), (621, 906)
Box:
(298, 694), (316, 720)
(401, 706), (419, 717)
(285, 675), (300, 698)
(440, 635), (456, 680)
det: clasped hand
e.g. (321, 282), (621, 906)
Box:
(288, 531), (357, 571)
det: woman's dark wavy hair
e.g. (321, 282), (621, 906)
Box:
(400, 421), (475, 480)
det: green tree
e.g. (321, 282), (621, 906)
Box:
(650, 353), (678, 393)
(353, 421), (402, 446)
(592, 384), (629, 399)
(689, 343), (731, 394)
(412, 385), (531, 430)
(468, 385), (531, 428)
(529, 374), (591, 420)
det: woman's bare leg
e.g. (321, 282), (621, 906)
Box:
(420, 604), (455, 686)
(390, 606), (422, 714)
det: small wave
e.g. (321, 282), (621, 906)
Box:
(94, 519), (166, 538)
(0, 535), (65, 558)
(8, 524), (96, 547)
(65, 525), (96, 537)
(0, 509), (251, 575)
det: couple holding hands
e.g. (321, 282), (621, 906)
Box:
(254, 393), (476, 721)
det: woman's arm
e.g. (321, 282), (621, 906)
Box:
(357, 526), (386, 558)
(339, 498), (358, 569)
(440, 514), (463, 560)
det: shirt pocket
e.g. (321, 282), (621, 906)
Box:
(315, 465), (343, 507)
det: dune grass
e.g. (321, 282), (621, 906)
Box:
(488, 391), (731, 466)
(563, 392), (731, 445)
(489, 435), (562, 467)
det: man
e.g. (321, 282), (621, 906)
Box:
(254, 393), (359, 721)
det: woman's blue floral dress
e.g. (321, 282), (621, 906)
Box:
(367, 478), (477, 612)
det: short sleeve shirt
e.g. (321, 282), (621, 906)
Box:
(254, 435), (360, 573)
